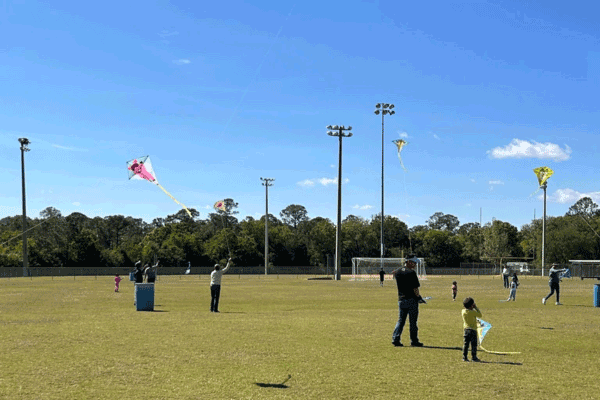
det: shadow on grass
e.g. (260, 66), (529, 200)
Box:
(539, 327), (554, 330)
(475, 360), (523, 365)
(255, 375), (291, 389)
(422, 345), (462, 351)
(255, 382), (289, 389)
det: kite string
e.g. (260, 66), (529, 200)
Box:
(577, 214), (600, 239)
(156, 183), (193, 218)
(0, 218), (53, 247)
(403, 171), (413, 253)
(219, 213), (232, 258)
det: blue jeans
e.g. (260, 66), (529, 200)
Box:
(544, 282), (560, 303)
(392, 298), (419, 344)
(210, 285), (221, 311)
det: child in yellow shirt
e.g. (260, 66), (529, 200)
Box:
(461, 297), (482, 362)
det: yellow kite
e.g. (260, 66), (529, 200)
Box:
(392, 139), (408, 171)
(533, 166), (554, 187)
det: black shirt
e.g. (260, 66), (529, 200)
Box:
(394, 267), (420, 300)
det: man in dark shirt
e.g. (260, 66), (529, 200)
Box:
(391, 255), (424, 347)
(379, 268), (385, 287)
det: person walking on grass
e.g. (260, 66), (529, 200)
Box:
(502, 265), (510, 289)
(462, 297), (482, 362)
(114, 274), (122, 292)
(506, 275), (519, 301)
(451, 281), (458, 301)
(379, 268), (385, 287)
(391, 255), (425, 347)
(543, 263), (568, 305)
(210, 258), (232, 313)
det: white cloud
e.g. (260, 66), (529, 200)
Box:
(318, 177), (349, 186)
(433, 134), (440, 140)
(398, 131), (409, 138)
(352, 204), (373, 210)
(470, 179), (476, 183)
(52, 144), (87, 151)
(173, 59), (191, 65)
(330, 164), (335, 169)
(319, 178), (337, 186)
(487, 139), (571, 161)
(72, 202), (80, 207)
(544, 188), (600, 204)
(297, 179), (315, 187)
(489, 180), (504, 185)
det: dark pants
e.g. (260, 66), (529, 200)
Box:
(210, 285), (221, 312)
(503, 274), (509, 288)
(544, 282), (560, 303)
(392, 298), (419, 344)
(463, 328), (478, 358)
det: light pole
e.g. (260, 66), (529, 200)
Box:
(374, 103), (395, 268)
(327, 125), (353, 281)
(542, 182), (547, 277)
(18, 138), (30, 277)
(261, 177), (274, 275)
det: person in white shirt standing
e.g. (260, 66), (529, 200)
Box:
(210, 258), (232, 313)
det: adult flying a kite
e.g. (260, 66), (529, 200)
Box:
(127, 155), (193, 218)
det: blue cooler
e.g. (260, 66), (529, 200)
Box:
(594, 284), (600, 308)
(129, 272), (135, 281)
(135, 283), (155, 311)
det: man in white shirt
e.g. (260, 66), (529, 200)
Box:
(210, 258), (232, 313)
(502, 266), (510, 288)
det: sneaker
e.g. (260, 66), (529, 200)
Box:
(555, 302), (562, 306)
(410, 342), (424, 347)
(472, 357), (481, 362)
(392, 341), (403, 347)
(463, 357), (469, 362)
(542, 297), (546, 305)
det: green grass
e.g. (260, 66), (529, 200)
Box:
(1, 274), (598, 399)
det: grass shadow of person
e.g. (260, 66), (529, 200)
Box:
(474, 360), (523, 365)
(422, 345), (462, 351)
(255, 374), (291, 389)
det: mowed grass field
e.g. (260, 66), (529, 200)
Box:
(1, 273), (599, 400)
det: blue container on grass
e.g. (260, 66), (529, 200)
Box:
(129, 272), (135, 281)
(594, 284), (600, 308)
(135, 283), (155, 311)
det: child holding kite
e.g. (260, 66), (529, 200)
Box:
(462, 297), (482, 362)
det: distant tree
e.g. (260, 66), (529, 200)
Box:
(566, 197), (599, 217)
(427, 212), (460, 233)
(280, 204), (309, 229)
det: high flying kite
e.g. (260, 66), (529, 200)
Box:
(534, 166), (554, 187)
(127, 155), (192, 218)
(392, 139), (408, 171)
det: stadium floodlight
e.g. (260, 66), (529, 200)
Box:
(18, 138), (31, 277)
(260, 177), (275, 275)
(327, 125), (353, 281)
(373, 102), (395, 271)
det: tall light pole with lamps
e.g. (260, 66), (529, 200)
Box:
(260, 177), (274, 275)
(374, 103), (395, 267)
(19, 138), (30, 277)
(327, 125), (353, 281)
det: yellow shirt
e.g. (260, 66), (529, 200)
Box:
(462, 307), (482, 330)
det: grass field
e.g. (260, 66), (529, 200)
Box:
(1, 273), (598, 400)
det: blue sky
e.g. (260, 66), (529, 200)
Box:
(1, 0), (599, 229)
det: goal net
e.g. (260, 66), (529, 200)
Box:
(351, 258), (427, 281)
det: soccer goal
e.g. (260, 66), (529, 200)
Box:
(351, 258), (427, 281)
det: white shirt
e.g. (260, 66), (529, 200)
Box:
(502, 268), (509, 276)
(210, 262), (230, 286)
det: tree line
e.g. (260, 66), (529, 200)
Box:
(1, 197), (599, 270)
